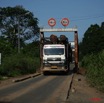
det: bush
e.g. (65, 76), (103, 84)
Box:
(0, 53), (40, 77)
(80, 50), (104, 92)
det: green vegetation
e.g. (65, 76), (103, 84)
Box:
(0, 54), (40, 77)
(0, 6), (39, 54)
(0, 41), (40, 78)
(0, 6), (40, 79)
(79, 22), (104, 92)
(80, 50), (104, 92)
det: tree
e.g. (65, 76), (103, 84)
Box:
(79, 22), (104, 59)
(99, 22), (104, 50)
(22, 41), (40, 57)
(0, 6), (39, 52)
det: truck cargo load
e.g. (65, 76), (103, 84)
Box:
(50, 34), (58, 44)
(60, 35), (68, 44)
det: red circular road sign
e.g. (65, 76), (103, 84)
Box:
(61, 18), (69, 27)
(48, 18), (56, 27)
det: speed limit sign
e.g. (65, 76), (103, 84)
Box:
(48, 18), (56, 27)
(61, 18), (69, 27)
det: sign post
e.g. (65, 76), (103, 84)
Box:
(0, 53), (1, 65)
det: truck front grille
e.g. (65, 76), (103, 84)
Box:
(47, 58), (61, 61)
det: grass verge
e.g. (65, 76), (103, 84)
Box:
(80, 50), (104, 92)
(0, 53), (40, 78)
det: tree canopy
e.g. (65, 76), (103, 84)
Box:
(79, 22), (104, 59)
(0, 6), (39, 53)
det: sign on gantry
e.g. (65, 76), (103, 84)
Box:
(48, 18), (56, 27)
(61, 18), (69, 27)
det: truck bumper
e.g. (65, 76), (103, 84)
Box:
(42, 66), (68, 72)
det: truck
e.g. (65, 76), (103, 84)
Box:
(39, 28), (78, 75)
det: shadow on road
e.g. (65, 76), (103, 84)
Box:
(0, 101), (12, 103)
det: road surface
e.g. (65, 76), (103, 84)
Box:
(0, 71), (73, 103)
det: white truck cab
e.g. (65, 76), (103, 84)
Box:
(43, 44), (67, 72)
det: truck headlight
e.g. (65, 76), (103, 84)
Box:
(43, 60), (47, 63)
(61, 60), (65, 63)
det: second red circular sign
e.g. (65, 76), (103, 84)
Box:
(61, 18), (69, 27)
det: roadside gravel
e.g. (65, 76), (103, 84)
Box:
(0, 72), (41, 88)
(66, 74), (104, 103)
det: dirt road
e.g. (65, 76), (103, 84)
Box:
(0, 73), (73, 103)
(0, 64), (104, 103)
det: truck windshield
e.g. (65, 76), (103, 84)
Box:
(44, 48), (64, 55)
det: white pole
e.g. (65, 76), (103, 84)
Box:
(0, 53), (1, 65)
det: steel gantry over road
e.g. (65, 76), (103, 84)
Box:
(40, 28), (78, 32)
(39, 27), (79, 72)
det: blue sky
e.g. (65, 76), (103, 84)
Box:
(0, 0), (104, 42)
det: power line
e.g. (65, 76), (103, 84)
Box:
(71, 15), (104, 22)
(39, 14), (104, 27)
(54, 14), (104, 22)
